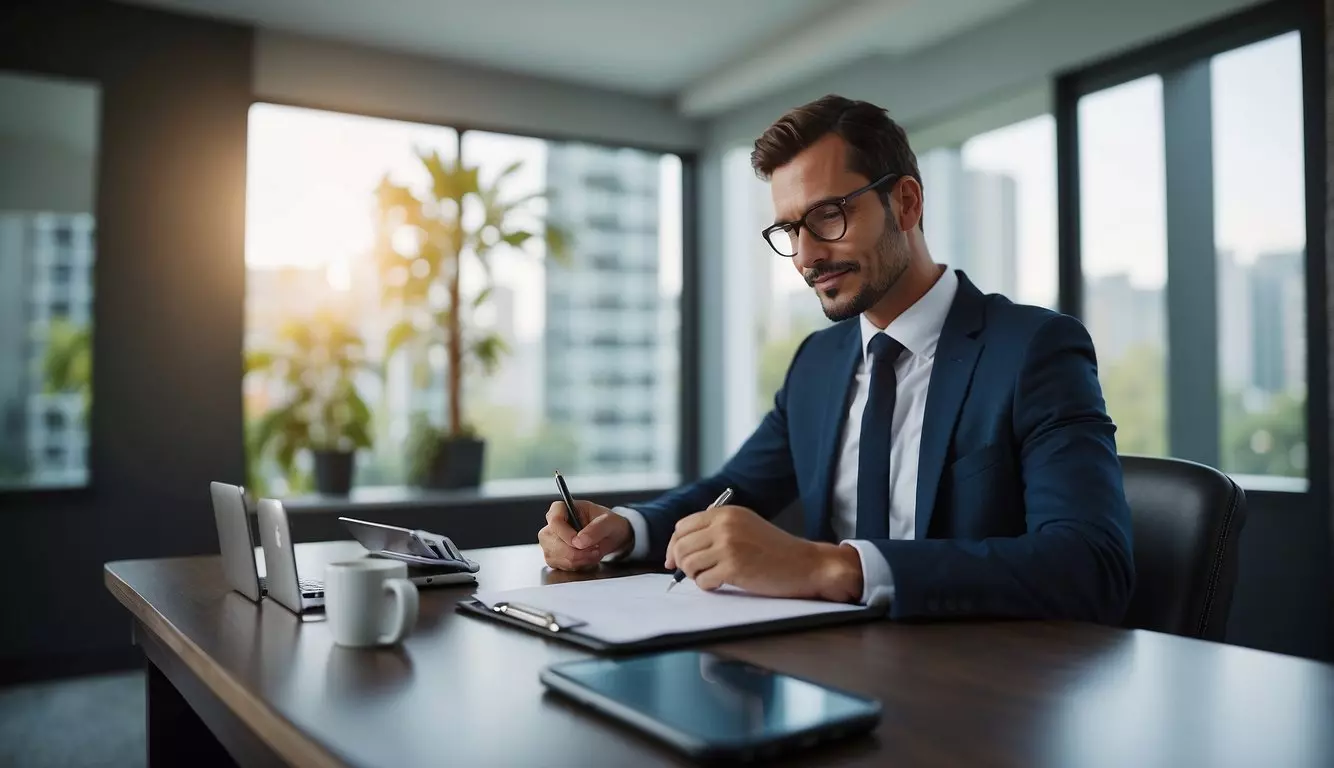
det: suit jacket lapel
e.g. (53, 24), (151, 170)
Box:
(915, 273), (986, 539)
(810, 321), (862, 541)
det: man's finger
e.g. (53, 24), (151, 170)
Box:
(538, 526), (566, 558)
(665, 509), (718, 567)
(541, 530), (601, 571)
(672, 508), (715, 538)
(544, 503), (578, 546)
(693, 561), (729, 591)
(572, 513), (616, 549)
(562, 550), (601, 571)
(678, 545), (720, 580)
(545, 502), (566, 525)
(541, 526), (594, 560)
(666, 528), (713, 571)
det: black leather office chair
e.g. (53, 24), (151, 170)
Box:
(1119, 455), (1247, 641)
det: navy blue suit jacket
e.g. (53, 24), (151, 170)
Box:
(634, 271), (1135, 623)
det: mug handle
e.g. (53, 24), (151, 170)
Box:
(377, 578), (420, 645)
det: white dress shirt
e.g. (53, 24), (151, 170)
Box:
(612, 267), (959, 607)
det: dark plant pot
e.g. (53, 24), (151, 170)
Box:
(423, 436), (485, 490)
(313, 449), (356, 496)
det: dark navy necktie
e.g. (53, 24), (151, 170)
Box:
(856, 333), (904, 540)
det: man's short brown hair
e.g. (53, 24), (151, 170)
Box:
(751, 94), (922, 223)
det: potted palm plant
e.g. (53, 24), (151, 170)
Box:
(373, 150), (567, 489)
(246, 309), (376, 496)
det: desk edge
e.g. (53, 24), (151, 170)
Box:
(102, 563), (349, 768)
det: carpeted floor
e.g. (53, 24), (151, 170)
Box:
(0, 670), (145, 768)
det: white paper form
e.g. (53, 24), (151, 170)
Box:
(472, 573), (865, 644)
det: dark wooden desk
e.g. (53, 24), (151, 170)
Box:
(107, 543), (1334, 767)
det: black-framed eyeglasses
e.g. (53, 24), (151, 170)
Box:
(760, 173), (900, 257)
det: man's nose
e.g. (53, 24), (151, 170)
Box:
(791, 227), (831, 272)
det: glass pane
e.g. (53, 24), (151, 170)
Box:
(0, 72), (99, 490)
(245, 103), (459, 494)
(722, 147), (833, 435)
(1079, 76), (1169, 457)
(462, 131), (682, 484)
(921, 114), (1058, 308)
(245, 107), (683, 494)
(1213, 32), (1306, 479)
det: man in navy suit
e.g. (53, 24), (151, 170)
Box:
(538, 95), (1134, 623)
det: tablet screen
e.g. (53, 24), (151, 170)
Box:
(546, 650), (879, 744)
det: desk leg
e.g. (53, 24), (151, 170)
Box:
(146, 658), (237, 767)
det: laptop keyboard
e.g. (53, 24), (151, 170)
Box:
(257, 576), (324, 597)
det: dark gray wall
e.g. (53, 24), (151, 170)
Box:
(1326, 0), (1334, 660)
(0, 0), (252, 681)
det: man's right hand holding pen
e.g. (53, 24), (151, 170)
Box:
(539, 499), (634, 571)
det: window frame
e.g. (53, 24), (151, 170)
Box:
(0, 71), (100, 499)
(1053, 0), (1324, 496)
(244, 97), (702, 489)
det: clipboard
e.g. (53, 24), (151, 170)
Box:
(455, 596), (887, 654)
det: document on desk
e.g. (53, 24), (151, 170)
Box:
(471, 574), (866, 644)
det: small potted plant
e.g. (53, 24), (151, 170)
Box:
(374, 150), (567, 489)
(246, 309), (376, 496)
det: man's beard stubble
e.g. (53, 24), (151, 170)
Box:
(808, 221), (912, 323)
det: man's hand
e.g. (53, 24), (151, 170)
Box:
(664, 505), (863, 602)
(539, 500), (633, 571)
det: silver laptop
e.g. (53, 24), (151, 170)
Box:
(209, 482), (322, 607)
(256, 497), (326, 613)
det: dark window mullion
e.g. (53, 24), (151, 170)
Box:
(1162, 60), (1220, 467)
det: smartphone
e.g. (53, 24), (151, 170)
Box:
(540, 650), (881, 761)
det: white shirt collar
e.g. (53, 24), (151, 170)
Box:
(858, 266), (959, 364)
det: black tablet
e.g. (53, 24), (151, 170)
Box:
(540, 650), (881, 761)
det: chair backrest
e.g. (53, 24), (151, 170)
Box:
(1119, 455), (1247, 641)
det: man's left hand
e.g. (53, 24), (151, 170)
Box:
(664, 505), (863, 602)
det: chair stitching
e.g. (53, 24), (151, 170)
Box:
(1196, 478), (1240, 638)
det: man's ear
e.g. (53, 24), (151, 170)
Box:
(893, 177), (924, 233)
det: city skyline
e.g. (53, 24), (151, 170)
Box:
(542, 141), (679, 476)
(1084, 246), (1306, 395)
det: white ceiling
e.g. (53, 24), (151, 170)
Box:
(121, 0), (1033, 117)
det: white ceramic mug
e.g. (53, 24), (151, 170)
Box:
(324, 559), (419, 648)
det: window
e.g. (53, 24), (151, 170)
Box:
(244, 105), (682, 494)
(1212, 32), (1306, 479)
(1077, 76), (1169, 457)
(1061, 17), (1311, 485)
(720, 147), (831, 441)
(722, 112), (1058, 451)
(0, 72), (98, 491)
(920, 114), (1058, 308)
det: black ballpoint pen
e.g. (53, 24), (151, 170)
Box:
(666, 487), (734, 592)
(555, 471), (582, 533)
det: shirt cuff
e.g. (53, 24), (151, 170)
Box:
(602, 506), (651, 562)
(841, 540), (895, 606)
